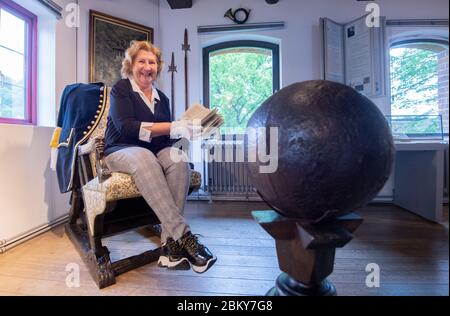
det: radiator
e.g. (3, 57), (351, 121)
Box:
(445, 145), (449, 202)
(203, 135), (259, 198)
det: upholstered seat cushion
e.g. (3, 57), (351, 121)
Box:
(82, 169), (201, 235)
(84, 172), (140, 201)
(190, 169), (201, 191)
(84, 169), (201, 202)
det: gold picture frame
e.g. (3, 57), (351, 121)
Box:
(89, 10), (154, 87)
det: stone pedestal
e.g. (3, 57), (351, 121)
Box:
(252, 210), (363, 296)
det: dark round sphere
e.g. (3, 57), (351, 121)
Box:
(246, 80), (394, 223)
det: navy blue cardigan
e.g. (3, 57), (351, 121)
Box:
(104, 79), (176, 156)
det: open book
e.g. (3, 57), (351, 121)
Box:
(180, 103), (224, 139)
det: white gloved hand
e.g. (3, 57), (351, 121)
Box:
(170, 120), (202, 140)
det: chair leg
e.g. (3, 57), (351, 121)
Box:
(67, 190), (163, 288)
(68, 189), (83, 225)
(86, 243), (116, 289)
(87, 214), (116, 289)
(65, 221), (116, 289)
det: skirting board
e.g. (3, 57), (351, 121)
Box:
(0, 214), (69, 254)
(188, 193), (449, 204)
(188, 191), (395, 203)
(187, 191), (262, 202)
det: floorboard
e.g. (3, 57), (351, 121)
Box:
(0, 202), (448, 296)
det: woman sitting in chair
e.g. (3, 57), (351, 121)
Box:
(104, 40), (216, 273)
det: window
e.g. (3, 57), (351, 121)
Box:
(203, 40), (280, 134)
(389, 39), (449, 137)
(0, 0), (36, 125)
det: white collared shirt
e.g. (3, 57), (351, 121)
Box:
(129, 78), (160, 143)
(129, 77), (160, 113)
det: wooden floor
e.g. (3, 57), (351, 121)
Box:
(0, 201), (448, 296)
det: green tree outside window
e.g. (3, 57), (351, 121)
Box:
(390, 45), (448, 135)
(209, 48), (273, 134)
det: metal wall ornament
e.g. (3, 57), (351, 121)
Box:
(224, 8), (251, 24)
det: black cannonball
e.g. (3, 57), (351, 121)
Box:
(246, 80), (394, 223)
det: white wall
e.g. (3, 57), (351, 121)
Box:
(0, 125), (60, 242)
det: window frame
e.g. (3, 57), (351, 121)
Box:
(0, 0), (37, 125)
(389, 38), (449, 138)
(202, 40), (280, 109)
(391, 38), (448, 49)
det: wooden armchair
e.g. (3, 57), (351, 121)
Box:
(65, 87), (201, 289)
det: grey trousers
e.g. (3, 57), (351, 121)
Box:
(105, 146), (190, 243)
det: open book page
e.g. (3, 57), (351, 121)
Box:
(181, 104), (212, 123)
(201, 109), (220, 127)
(202, 116), (224, 135)
(180, 103), (224, 139)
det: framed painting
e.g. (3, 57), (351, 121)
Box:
(89, 10), (154, 87)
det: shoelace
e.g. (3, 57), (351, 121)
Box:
(167, 239), (184, 253)
(181, 233), (205, 252)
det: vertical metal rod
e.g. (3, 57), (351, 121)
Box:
(182, 28), (190, 111)
(168, 52), (177, 120)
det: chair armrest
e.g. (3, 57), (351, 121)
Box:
(94, 137), (111, 183)
(78, 140), (94, 156)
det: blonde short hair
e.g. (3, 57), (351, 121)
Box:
(120, 40), (164, 79)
